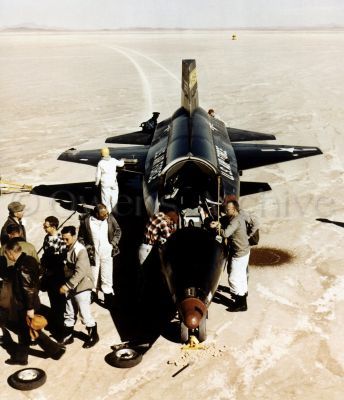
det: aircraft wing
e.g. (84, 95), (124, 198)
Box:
(58, 146), (149, 174)
(227, 127), (276, 142)
(233, 143), (322, 170)
(105, 118), (171, 146)
(106, 130), (152, 145)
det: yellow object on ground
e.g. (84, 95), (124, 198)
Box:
(181, 335), (205, 350)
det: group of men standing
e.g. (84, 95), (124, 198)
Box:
(0, 147), (125, 365)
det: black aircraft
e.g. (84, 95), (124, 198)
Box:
(58, 59), (322, 342)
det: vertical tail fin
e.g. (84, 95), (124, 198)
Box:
(181, 59), (199, 114)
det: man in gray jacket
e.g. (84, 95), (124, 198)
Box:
(210, 200), (252, 312)
(59, 226), (99, 349)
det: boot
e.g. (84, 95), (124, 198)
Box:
(227, 293), (248, 312)
(82, 323), (99, 349)
(5, 343), (29, 365)
(59, 326), (74, 345)
(36, 331), (66, 360)
(5, 358), (28, 366)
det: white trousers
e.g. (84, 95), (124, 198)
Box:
(228, 251), (250, 296)
(101, 185), (119, 213)
(92, 251), (114, 294)
(64, 290), (95, 328)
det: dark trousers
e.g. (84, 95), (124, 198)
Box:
(11, 310), (31, 363)
(47, 283), (66, 338)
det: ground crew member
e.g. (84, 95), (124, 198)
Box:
(95, 147), (124, 213)
(60, 226), (99, 349)
(1, 201), (27, 245)
(78, 204), (121, 309)
(138, 210), (178, 265)
(210, 200), (251, 312)
(2, 239), (66, 364)
(40, 216), (67, 340)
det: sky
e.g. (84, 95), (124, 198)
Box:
(0, 0), (344, 29)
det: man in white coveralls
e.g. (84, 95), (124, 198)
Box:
(95, 147), (124, 213)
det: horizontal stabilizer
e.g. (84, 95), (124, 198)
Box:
(58, 146), (149, 173)
(240, 181), (272, 196)
(32, 182), (98, 207)
(233, 143), (322, 170)
(32, 171), (143, 210)
(227, 127), (276, 142)
(106, 130), (152, 145)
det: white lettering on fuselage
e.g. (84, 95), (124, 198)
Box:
(209, 123), (218, 132)
(148, 149), (166, 183)
(215, 145), (235, 181)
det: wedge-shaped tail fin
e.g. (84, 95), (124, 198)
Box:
(181, 59), (199, 114)
(106, 131), (152, 145)
(227, 127), (276, 142)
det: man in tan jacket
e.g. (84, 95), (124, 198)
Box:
(59, 226), (99, 349)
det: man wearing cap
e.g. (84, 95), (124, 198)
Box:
(95, 147), (124, 213)
(1, 201), (26, 246)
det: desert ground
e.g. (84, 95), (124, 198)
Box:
(0, 30), (343, 399)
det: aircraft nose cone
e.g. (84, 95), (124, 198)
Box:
(180, 297), (207, 330)
(184, 311), (201, 329)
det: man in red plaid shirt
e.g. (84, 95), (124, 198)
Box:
(139, 210), (178, 264)
(145, 211), (178, 245)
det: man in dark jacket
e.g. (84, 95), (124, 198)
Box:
(1, 201), (27, 245)
(1, 239), (39, 364)
(1, 240), (66, 364)
(78, 204), (121, 308)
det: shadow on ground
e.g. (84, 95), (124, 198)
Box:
(316, 218), (344, 228)
(109, 214), (177, 352)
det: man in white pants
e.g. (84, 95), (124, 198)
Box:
(78, 204), (121, 309)
(95, 147), (124, 213)
(210, 200), (252, 312)
(59, 226), (99, 348)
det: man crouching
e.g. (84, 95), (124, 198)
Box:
(60, 226), (99, 349)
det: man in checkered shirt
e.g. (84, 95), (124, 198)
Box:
(144, 211), (179, 246)
(139, 210), (179, 265)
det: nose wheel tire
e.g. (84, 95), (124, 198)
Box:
(105, 348), (142, 368)
(8, 368), (47, 391)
